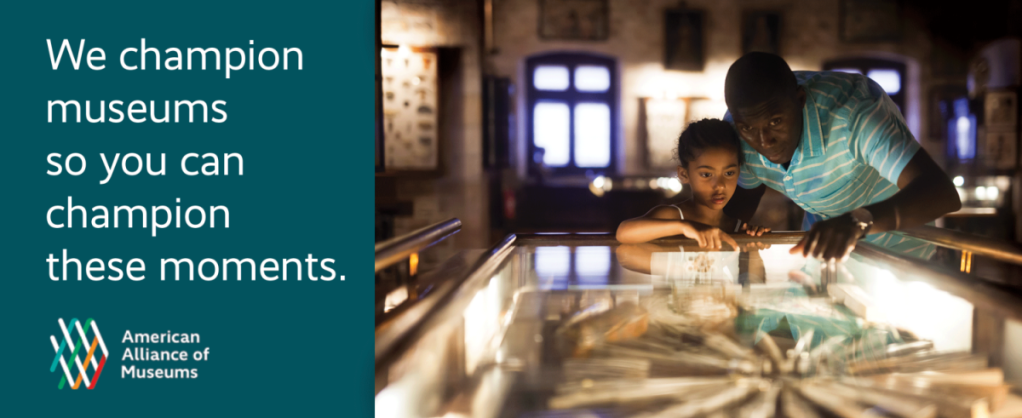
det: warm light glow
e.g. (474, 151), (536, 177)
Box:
(409, 252), (419, 276)
(396, 44), (412, 57)
(593, 175), (605, 189)
(870, 269), (973, 352)
(464, 275), (504, 375)
(668, 178), (682, 193)
(384, 286), (409, 313)
(976, 186), (987, 200)
(987, 186), (999, 200)
(953, 176), (964, 187)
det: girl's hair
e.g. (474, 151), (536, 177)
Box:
(676, 118), (744, 168)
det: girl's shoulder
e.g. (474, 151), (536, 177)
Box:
(646, 204), (685, 220)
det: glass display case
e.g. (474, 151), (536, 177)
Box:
(376, 232), (1022, 417)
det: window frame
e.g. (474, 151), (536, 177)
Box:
(526, 53), (618, 176)
(823, 58), (907, 116)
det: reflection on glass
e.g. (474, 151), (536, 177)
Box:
(867, 69), (901, 94)
(533, 65), (569, 90)
(574, 65), (610, 92)
(533, 102), (570, 166)
(464, 272), (509, 376)
(575, 246), (611, 278)
(379, 238), (1008, 417)
(535, 246), (570, 277)
(573, 103), (611, 167)
(850, 266), (972, 352)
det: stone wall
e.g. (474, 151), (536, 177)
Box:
(381, 0), (488, 266)
(487, 0), (949, 176)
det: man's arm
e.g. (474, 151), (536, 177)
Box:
(861, 148), (961, 234)
(793, 148), (960, 261)
(793, 77), (961, 260)
(724, 184), (766, 222)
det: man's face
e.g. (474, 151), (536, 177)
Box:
(731, 87), (806, 165)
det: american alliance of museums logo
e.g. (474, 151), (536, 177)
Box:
(50, 318), (109, 390)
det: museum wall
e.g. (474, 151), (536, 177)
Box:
(487, 0), (957, 177)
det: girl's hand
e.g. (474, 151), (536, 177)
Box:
(741, 223), (771, 237)
(679, 222), (739, 250)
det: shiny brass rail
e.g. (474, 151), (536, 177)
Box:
(375, 218), (462, 273)
(901, 225), (1022, 266)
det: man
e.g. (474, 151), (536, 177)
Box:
(722, 52), (961, 261)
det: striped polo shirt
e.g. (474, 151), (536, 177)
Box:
(725, 70), (933, 258)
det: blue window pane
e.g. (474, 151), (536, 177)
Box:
(533, 102), (570, 167)
(574, 103), (611, 167)
(867, 69), (901, 94)
(533, 65), (569, 91)
(952, 98), (975, 160)
(574, 65), (610, 92)
(831, 68), (861, 74)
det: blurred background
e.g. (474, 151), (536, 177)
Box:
(375, 0), (1022, 274)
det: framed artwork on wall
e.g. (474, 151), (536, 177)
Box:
(538, 0), (609, 41)
(985, 90), (1018, 131)
(742, 11), (781, 55)
(839, 0), (901, 43)
(984, 131), (1017, 170)
(642, 98), (688, 169)
(664, 9), (704, 71)
(381, 46), (440, 171)
(640, 97), (728, 170)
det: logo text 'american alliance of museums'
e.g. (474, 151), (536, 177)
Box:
(50, 318), (109, 390)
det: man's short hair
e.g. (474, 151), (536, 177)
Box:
(724, 52), (798, 110)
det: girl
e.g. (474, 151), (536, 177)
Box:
(616, 119), (769, 248)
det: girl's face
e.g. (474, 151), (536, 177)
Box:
(678, 147), (740, 210)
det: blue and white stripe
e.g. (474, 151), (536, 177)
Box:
(727, 71), (933, 258)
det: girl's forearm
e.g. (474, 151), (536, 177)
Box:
(616, 219), (686, 243)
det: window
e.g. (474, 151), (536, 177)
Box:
(824, 58), (906, 116)
(527, 53), (617, 175)
(946, 97), (976, 160)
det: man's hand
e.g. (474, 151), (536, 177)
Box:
(789, 214), (864, 261)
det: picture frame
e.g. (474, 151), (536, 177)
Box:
(839, 0), (901, 43)
(984, 131), (1017, 170)
(742, 11), (781, 55)
(640, 97), (728, 170)
(985, 90), (1018, 131)
(664, 9), (704, 71)
(538, 0), (609, 41)
(641, 97), (688, 169)
(381, 46), (440, 171)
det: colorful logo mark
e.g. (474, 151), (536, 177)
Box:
(50, 318), (109, 390)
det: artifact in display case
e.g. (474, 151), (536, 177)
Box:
(376, 233), (1022, 417)
(381, 46), (438, 171)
